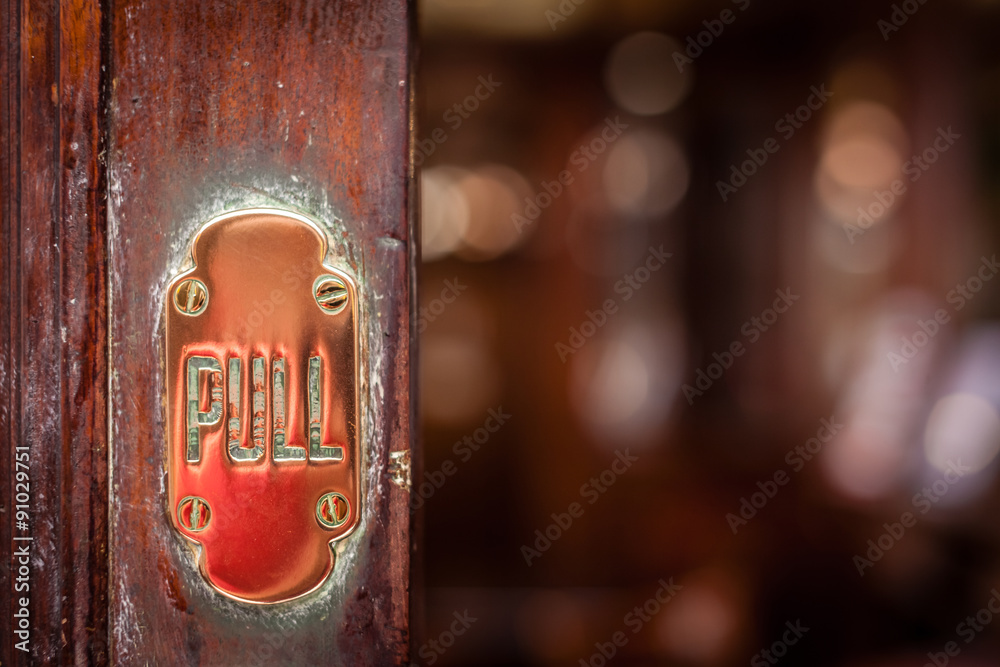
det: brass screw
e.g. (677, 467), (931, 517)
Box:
(316, 492), (350, 529)
(314, 275), (349, 314)
(174, 279), (208, 316)
(177, 496), (211, 532)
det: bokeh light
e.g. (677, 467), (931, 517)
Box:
(604, 32), (692, 116)
(925, 392), (1000, 475)
(603, 128), (689, 218)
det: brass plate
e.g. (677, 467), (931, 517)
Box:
(165, 208), (361, 604)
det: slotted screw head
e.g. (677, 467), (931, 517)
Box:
(316, 492), (351, 529)
(177, 496), (212, 532)
(174, 279), (208, 316)
(313, 275), (349, 314)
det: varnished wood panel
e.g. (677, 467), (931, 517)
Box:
(105, 1), (413, 664)
(1, 0), (109, 664)
(3, 0), (413, 664)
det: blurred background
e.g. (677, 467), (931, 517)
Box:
(415, 0), (1000, 664)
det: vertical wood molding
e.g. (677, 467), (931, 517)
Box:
(1, 0), (109, 664)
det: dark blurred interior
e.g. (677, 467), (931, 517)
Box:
(416, 1), (1000, 664)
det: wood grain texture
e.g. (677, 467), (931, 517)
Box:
(105, 0), (414, 664)
(1, 0), (109, 664)
(3, 0), (413, 663)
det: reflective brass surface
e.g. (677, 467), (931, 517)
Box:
(165, 209), (361, 604)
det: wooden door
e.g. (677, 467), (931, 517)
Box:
(1, 1), (415, 664)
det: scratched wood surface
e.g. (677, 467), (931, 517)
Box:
(1, 0), (110, 664)
(105, 0), (414, 664)
(2, 0), (414, 664)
